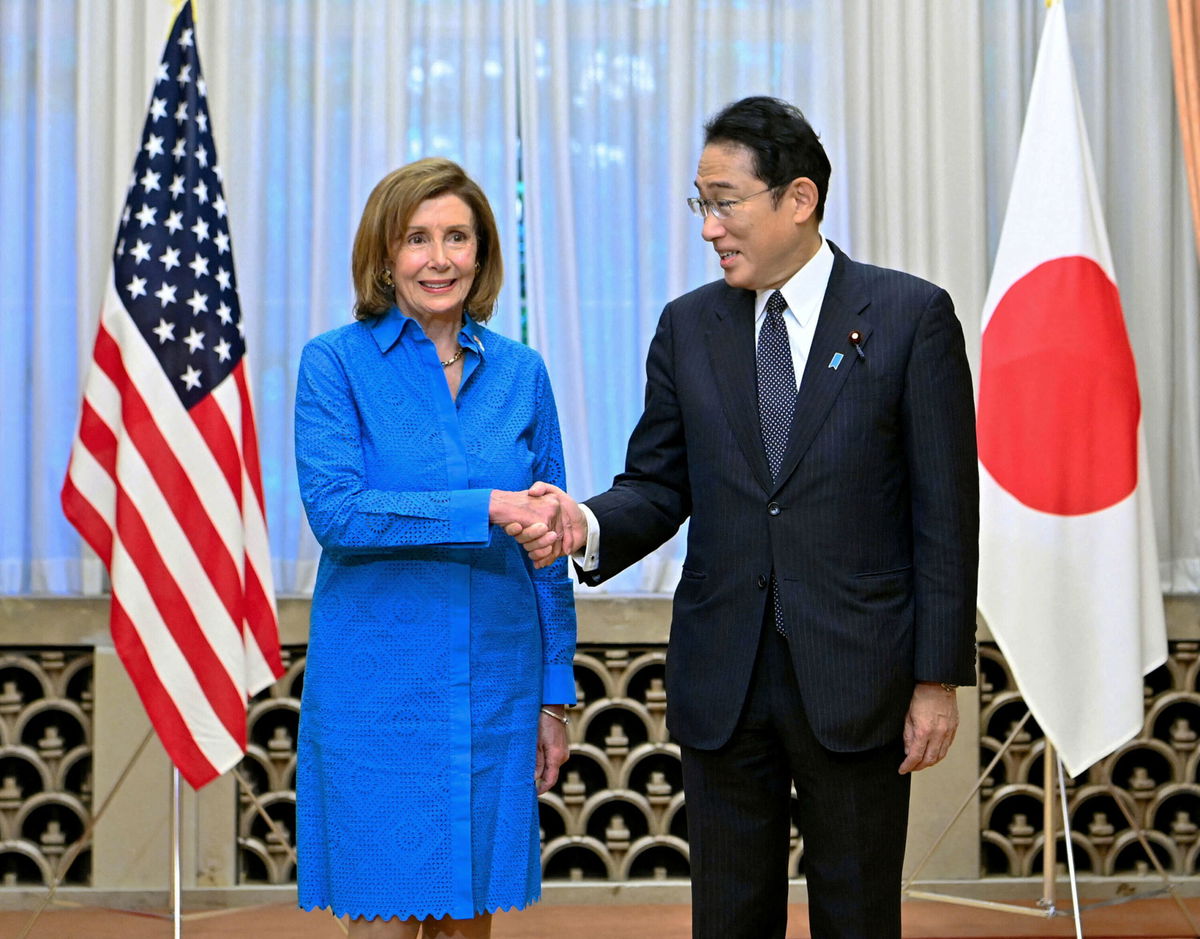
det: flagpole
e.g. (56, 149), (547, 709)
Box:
(1057, 753), (1084, 939)
(171, 767), (182, 939)
(1041, 741), (1056, 911)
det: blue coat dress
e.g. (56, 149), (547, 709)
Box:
(293, 307), (577, 921)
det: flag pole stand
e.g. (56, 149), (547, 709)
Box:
(903, 708), (1200, 936)
(156, 764), (349, 937)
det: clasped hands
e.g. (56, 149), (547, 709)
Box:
(488, 483), (585, 568)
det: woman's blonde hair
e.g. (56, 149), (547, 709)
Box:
(351, 158), (503, 322)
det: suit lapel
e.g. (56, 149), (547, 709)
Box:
(706, 287), (774, 493)
(770, 246), (873, 494)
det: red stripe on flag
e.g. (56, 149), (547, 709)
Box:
(110, 482), (247, 749)
(234, 365), (267, 512)
(245, 562), (284, 675)
(78, 399), (120, 480)
(191, 391), (243, 503)
(60, 476), (114, 567)
(109, 595), (221, 789)
(92, 327), (247, 629)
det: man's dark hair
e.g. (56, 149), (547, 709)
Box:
(703, 96), (832, 221)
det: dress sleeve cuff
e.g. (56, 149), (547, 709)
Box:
(542, 663), (577, 705)
(449, 489), (493, 545)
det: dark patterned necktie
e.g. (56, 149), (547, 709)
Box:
(757, 290), (796, 478)
(757, 290), (795, 636)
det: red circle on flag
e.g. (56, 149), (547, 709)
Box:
(977, 256), (1140, 516)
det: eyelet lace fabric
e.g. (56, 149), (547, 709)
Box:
(293, 309), (576, 920)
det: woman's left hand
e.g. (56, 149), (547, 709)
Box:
(535, 709), (570, 794)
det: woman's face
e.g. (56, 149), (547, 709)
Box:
(389, 193), (478, 324)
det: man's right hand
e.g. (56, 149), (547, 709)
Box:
(504, 482), (585, 569)
(489, 489), (568, 541)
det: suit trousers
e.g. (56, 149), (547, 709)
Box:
(680, 621), (912, 939)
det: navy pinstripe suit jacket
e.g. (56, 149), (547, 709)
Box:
(579, 243), (979, 753)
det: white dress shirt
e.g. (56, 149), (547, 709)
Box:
(576, 238), (835, 571)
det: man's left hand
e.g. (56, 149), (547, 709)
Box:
(898, 682), (959, 774)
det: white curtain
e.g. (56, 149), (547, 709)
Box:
(518, 0), (849, 590)
(15, 0), (521, 594)
(840, 1), (990, 373)
(4, 0), (1198, 596)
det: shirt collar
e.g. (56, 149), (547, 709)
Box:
(754, 236), (834, 328)
(370, 305), (487, 360)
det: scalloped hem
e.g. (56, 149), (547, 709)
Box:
(299, 893), (542, 922)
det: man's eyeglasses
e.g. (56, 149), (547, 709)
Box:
(686, 187), (773, 220)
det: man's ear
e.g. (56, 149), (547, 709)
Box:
(788, 177), (819, 225)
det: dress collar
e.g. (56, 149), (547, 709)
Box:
(370, 306), (487, 360)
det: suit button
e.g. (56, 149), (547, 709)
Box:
(757, 574), (768, 589)
(767, 502), (781, 516)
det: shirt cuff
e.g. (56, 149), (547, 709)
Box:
(542, 663), (578, 705)
(448, 489), (493, 545)
(575, 502), (600, 571)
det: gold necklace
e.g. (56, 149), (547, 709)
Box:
(440, 347), (464, 368)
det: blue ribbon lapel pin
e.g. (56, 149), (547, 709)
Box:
(828, 351), (844, 370)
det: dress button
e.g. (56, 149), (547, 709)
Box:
(757, 574), (768, 589)
(767, 502), (781, 516)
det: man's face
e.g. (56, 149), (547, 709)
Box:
(694, 142), (808, 291)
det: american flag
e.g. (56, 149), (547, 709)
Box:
(61, 1), (283, 789)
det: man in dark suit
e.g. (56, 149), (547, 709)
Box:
(516, 96), (978, 939)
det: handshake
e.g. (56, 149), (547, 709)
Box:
(488, 482), (586, 569)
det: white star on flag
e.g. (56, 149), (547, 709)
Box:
(152, 318), (176, 344)
(186, 290), (209, 316)
(180, 364), (202, 389)
(154, 282), (178, 307)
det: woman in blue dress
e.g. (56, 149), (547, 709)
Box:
(294, 158), (577, 938)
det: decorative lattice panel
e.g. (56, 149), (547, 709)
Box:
(0, 650), (93, 886)
(980, 641), (1197, 877)
(237, 648), (303, 885)
(238, 641), (1200, 885)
